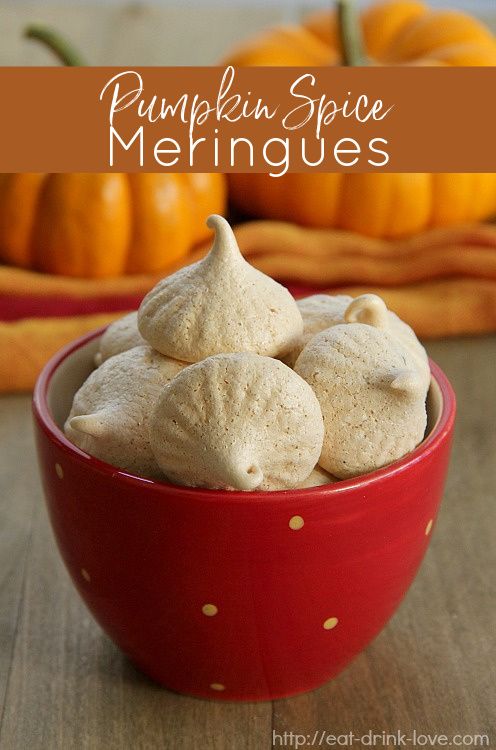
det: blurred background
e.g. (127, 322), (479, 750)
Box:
(0, 0), (495, 66)
(1, 0), (496, 393)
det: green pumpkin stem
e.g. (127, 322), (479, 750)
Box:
(24, 25), (86, 66)
(336, 0), (365, 66)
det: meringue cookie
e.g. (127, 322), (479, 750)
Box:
(94, 311), (145, 366)
(138, 215), (303, 362)
(283, 294), (352, 367)
(345, 294), (430, 391)
(65, 345), (186, 478)
(286, 293), (430, 390)
(295, 465), (337, 489)
(150, 353), (324, 491)
(295, 323), (427, 479)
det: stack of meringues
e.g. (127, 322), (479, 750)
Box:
(65, 215), (430, 491)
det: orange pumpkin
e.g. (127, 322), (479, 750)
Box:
(223, 0), (496, 239)
(0, 172), (226, 278)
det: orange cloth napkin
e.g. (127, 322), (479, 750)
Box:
(1, 220), (496, 392)
(218, 221), (496, 339)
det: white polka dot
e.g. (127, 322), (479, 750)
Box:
(55, 463), (64, 479)
(289, 515), (304, 530)
(425, 519), (433, 536)
(323, 617), (338, 630)
(202, 604), (218, 616)
(81, 568), (91, 582)
(210, 683), (225, 691)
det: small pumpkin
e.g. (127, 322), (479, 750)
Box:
(223, 0), (496, 239)
(0, 29), (227, 279)
(0, 172), (226, 278)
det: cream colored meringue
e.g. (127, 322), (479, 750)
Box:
(286, 293), (430, 390)
(294, 323), (427, 479)
(94, 311), (145, 366)
(65, 345), (186, 478)
(345, 294), (430, 390)
(295, 465), (337, 488)
(138, 215), (303, 362)
(149, 353), (324, 491)
(283, 294), (352, 367)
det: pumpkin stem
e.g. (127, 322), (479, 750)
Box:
(336, 0), (365, 66)
(24, 25), (86, 66)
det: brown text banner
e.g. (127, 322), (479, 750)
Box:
(0, 66), (494, 173)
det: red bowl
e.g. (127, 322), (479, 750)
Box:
(33, 328), (455, 702)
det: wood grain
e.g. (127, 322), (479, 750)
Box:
(0, 335), (495, 749)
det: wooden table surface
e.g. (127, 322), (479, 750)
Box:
(0, 335), (495, 749)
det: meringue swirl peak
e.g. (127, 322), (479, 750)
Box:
(138, 214), (303, 363)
